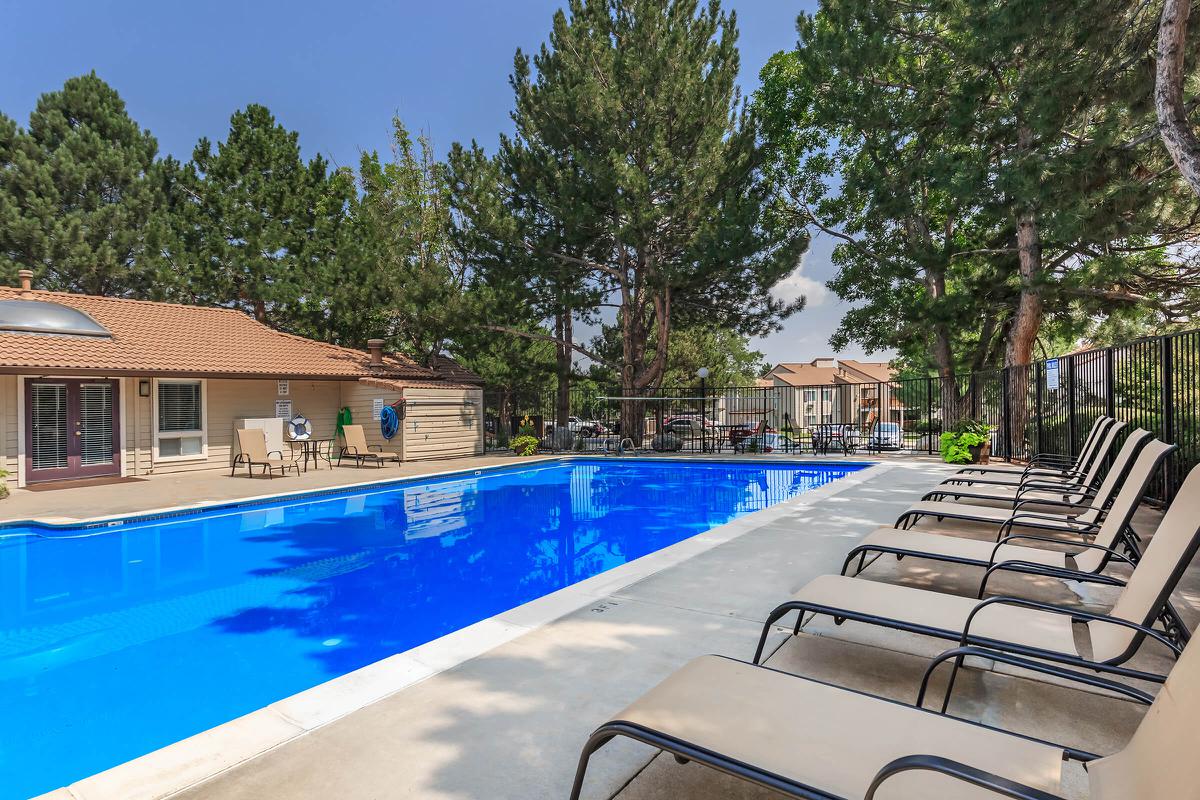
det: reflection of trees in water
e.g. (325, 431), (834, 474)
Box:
(9, 463), (858, 685)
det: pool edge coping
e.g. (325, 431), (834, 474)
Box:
(33, 459), (895, 800)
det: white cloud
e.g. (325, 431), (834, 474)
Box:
(771, 258), (828, 307)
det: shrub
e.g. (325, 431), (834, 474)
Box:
(0, 469), (7, 499)
(939, 419), (991, 464)
(511, 435), (539, 456)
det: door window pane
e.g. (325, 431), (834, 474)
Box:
(79, 383), (114, 466)
(31, 384), (68, 470)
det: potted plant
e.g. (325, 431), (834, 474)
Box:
(510, 435), (540, 456)
(939, 419), (992, 464)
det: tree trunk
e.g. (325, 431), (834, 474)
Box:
(1157, 0), (1200, 197)
(1004, 133), (1044, 457)
(554, 307), (572, 429)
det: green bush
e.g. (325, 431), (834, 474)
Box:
(0, 469), (7, 499)
(939, 420), (991, 464)
(511, 435), (539, 456)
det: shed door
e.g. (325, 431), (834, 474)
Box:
(26, 379), (121, 482)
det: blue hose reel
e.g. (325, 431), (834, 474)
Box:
(380, 403), (401, 440)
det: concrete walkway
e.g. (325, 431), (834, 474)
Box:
(42, 457), (1199, 800)
(0, 454), (550, 523)
(147, 457), (1191, 800)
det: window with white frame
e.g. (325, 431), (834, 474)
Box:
(156, 379), (205, 458)
(803, 389), (817, 402)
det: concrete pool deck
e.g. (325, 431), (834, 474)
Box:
(29, 456), (1200, 800)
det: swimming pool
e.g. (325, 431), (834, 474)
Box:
(0, 459), (863, 797)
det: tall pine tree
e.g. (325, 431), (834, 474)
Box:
(462, 0), (807, 436)
(0, 73), (164, 295)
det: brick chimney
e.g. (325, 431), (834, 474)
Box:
(366, 338), (385, 368)
(17, 269), (33, 297)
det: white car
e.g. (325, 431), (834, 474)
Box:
(566, 416), (607, 436)
(869, 422), (903, 450)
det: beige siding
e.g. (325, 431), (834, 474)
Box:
(149, 378), (343, 475)
(337, 381), (404, 456)
(0, 375), (15, 487)
(0, 376), (480, 486)
(401, 387), (483, 461)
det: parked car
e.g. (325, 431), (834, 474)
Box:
(662, 415), (716, 436)
(868, 422), (903, 450)
(566, 415), (608, 437)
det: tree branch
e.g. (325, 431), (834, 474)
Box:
(480, 324), (615, 367)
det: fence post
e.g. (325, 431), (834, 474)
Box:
(1161, 336), (1175, 499)
(925, 376), (934, 454)
(1104, 347), (1115, 419)
(1000, 367), (1012, 461)
(1035, 361), (1044, 458)
(1066, 356), (1077, 460)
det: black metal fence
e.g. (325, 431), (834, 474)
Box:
(484, 327), (1200, 501)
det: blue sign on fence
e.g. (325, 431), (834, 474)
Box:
(1046, 359), (1060, 390)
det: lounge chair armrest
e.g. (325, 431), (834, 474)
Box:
(865, 754), (1069, 800)
(976, 560), (1125, 598)
(992, 535), (1134, 566)
(341, 445), (359, 455)
(1016, 479), (1089, 495)
(267, 450), (283, 459)
(917, 646), (1154, 712)
(961, 595), (1181, 660)
(1010, 497), (1092, 515)
(1028, 453), (1075, 466)
(996, 512), (1099, 542)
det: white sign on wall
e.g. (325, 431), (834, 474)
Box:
(277, 379), (290, 396)
(372, 398), (385, 420)
(1045, 359), (1060, 391)
(275, 400), (293, 419)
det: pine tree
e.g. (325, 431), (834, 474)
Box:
(176, 104), (352, 329)
(0, 73), (163, 295)
(464, 0), (807, 436)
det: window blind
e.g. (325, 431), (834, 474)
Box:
(79, 383), (114, 466)
(158, 382), (202, 432)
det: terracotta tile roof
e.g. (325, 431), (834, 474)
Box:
(0, 288), (440, 380)
(425, 354), (483, 385)
(359, 377), (480, 392)
(837, 359), (896, 382)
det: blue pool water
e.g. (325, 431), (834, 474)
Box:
(0, 459), (862, 797)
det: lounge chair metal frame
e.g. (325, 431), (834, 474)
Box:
(753, 455), (1200, 683)
(842, 442), (1178, 593)
(894, 429), (1153, 531)
(230, 428), (300, 478)
(337, 424), (400, 468)
(569, 656), (1103, 800)
(949, 416), (1115, 486)
(919, 421), (1127, 505)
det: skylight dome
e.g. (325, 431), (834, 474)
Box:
(0, 299), (111, 337)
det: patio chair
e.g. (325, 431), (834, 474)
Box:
(894, 429), (1153, 532)
(940, 416), (1117, 489)
(841, 439), (1176, 588)
(231, 427), (300, 478)
(571, 633), (1199, 800)
(919, 421), (1128, 506)
(750, 460), (1200, 686)
(338, 424), (400, 467)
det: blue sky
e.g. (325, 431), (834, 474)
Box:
(0, 0), (889, 367)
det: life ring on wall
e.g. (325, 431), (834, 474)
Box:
(288, 415), (313, 441)
(380, 404), (400, 440)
